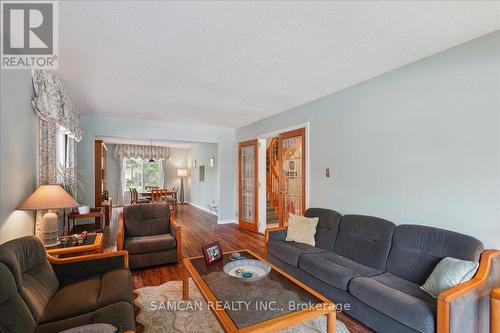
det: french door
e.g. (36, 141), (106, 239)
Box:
(278, 128), (306, 226)
(238, 139), (258, 232)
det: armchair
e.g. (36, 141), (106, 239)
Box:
(0, 236), (135, 333)
(117, 203), (181, 269)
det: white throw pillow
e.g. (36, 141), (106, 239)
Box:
(420, 257), (479, 298)
(285, 213), (319, 247)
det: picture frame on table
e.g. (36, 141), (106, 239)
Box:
(201, 241), (223, 265)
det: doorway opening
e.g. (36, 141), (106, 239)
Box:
(238, 124), (308, 234)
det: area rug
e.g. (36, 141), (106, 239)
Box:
(134, 279), (350, 333)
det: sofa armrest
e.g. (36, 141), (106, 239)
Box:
(437, 249), (500, 333)
(170, 212), (182, 261)
(48, 251), (129, 284)
(117, 211), (125, 251)
(264, 226), (288, 254)
(492, 288), (500, 333)
(265, 226), (287, 242)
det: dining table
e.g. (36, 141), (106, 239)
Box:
(138, 190), (177, 199)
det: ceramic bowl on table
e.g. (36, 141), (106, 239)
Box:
(223, 259), (271, 282)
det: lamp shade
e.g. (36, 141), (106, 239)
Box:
(18, 184), (79, 211)
(177, 168), (188, 177)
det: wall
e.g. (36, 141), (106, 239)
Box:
(236, 31), (500, 248)
(78, 116), (235, 222)
(104, 144), (189, 205)
(0, 70), (38, 243)
(186, 143), (218, 213)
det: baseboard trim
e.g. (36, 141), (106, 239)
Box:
(217, 219), (238, 225)
(185, 202), (217, 216)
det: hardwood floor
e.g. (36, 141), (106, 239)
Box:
(104, 204), (372, 333)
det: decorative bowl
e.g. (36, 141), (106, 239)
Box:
(223, 259), (271, 282)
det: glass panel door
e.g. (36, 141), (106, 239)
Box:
(278, 128), (305, 226)
(239, 140), (258, 231)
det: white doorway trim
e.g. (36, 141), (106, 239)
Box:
(255, 122), (310, 234)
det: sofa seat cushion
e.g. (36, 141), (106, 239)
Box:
(267, 240), (326, 267)
(40, 269), (133, 323)
(299, 252), (382, 290)
(35, 301), (135, 333)
(124, 234), (176, 255)
(349, 273), (436, 333)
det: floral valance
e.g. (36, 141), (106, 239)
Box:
(112, 144), (171, 160)
(31, 69), (84, 142)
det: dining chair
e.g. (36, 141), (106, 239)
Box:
(131, 188), (150, 204)
(129, 188), (136, 204)
(151, 189), (162, 202)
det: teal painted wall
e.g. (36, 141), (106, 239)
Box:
(236, 31), (500, 248)
(77, 115), (235, 221)
(0, 70), (38, 243)
(187, 143), (219, 212)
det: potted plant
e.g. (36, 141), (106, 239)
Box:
(56, 163), (85, 215)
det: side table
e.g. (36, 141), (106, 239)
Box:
(66, 208), (104, 235)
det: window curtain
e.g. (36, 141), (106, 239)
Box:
(31, 69), (83, 236)
(112, 144), (171, 205)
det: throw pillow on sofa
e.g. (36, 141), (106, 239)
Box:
(285, 213), (319, 246)
(421, 256), (479, 298)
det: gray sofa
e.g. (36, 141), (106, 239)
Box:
(266, 208), (484, 333)
(0, 236), (135, 333)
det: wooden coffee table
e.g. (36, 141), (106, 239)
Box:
(46, 233), (103, 258)
(183, 249), (336, 333)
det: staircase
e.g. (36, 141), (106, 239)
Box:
(266, 196), (279, 226)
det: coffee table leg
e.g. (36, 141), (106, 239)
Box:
(327, 311), (335, 333)
(182, 271), (189, 300)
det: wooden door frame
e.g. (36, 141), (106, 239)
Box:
(238, 139), (259, 232)
(255, 122), (310, 233)
(278, 127), (306, 226)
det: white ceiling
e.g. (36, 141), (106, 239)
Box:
(57, 1), (500, 128)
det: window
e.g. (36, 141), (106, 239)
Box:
(123, 158), (163, 192)
(56, 126), (67, 169)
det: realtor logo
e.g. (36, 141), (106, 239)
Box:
(1, 1), (58, 69)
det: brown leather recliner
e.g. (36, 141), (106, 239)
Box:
(117, 203), (181, 269)
(0, 236), (135, 333)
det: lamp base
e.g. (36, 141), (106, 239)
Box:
(39, 211), (60, 247)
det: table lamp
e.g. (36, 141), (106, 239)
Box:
(18, 184), (79, 247)
(177, 168), (188, 204)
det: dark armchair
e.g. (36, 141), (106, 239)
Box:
(117, 203), (181, 269)
(0, 236), (135, 333)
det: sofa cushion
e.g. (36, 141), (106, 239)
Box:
(386, 225), (484, 284)
(349, 273), (436, 333)
(267, 240), (326, 267)
(421, 257), (479, 298)
(334, 215), (395, 271)
(124, 234), (176, 254)
(304, 208), (342, 251)
(285, 213), (319, 246)
(35, 301), (135, 333)
(40, 269), (133, 324)
(124, 203), (170, 237)
(299, 252), (382, 290)
(0, 236), (59, 322)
